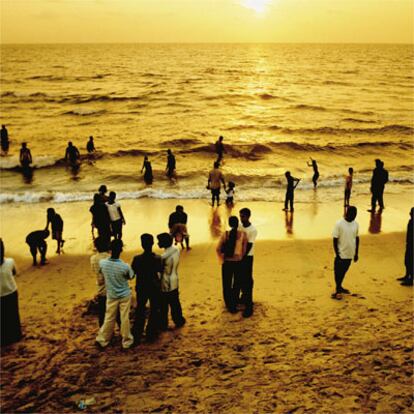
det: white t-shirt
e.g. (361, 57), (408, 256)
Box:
(0, 258), (17, 297)
(239, 223), (258, 256)
(332, 218), (359, 259)
(106, 202), (121, 222)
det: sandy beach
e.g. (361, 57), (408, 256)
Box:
(1, 208), (412, 413)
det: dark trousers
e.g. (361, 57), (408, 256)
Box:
(111, 219), (123, 240)
(160, 289), (185, 329)
(237, 256), (254, 309)
(285, 190), (294, 210)
(97, 295), (120, 328)
(371, 189), (384, 210)
(133, 286), (161, 340)
(334, 257), (352, 292)
(1, 291), (22, 346)
(28, 241), (47, 265)
(221, 261), (240, 311)
(97, 224), (111, 244)
(405, 248), (413, 278)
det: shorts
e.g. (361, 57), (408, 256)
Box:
(211, 188), (220, 197)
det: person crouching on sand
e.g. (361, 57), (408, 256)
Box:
(25, 230), (49, 266)
(157, 233), (186, 330)
(331, 206), (359, 300)
(216, 216), (247, 313)
(95, 239), (135, 349)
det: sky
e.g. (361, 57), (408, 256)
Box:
(1, 0), (413, 44)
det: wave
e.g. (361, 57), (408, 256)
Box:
(61, 108), (107, 116)
(342, 118), (376, 124)
(291, 104), (327, 111)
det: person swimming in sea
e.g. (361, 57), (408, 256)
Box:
(86, 136), (96, 154)
(19, 142), (32, 169)
(141, 155), (153, 184)
(307, 158), (319, 188)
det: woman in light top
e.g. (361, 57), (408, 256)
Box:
(216, 216), (247, 313)
(0, 239), (22, 346)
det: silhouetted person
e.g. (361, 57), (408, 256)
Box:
(225, 181), (235, 207)
(1, 125), (9, 155)
(398, 208), (414, 286)
(216, 216), (247, 313)
(332, 206), (359, 299)
(168, 205), (190, 250)
(344, 167), (354, 207)
(19, 142), (32, 169)
(90, 194), (111, 244)
(106, 191), (126, 240)
(26, 230), (49, 266)
(87, 136), (95, 154)
(369, 159), (388, 212)
(215, 135), (225, 164)
(307, 158), (319, 188)
(65, 141), (80, 168)
(0, 239), (22, 346)
(157, 233), (186, 330)
(97, 185), (109, 203)
(141, 156), (153, 184)
(207, 161), (225, 207)
(46, 208), (64, 254)
(283, 171), (300, 212)
(131, 234), (163, 345)
(166, 149), (176, 179)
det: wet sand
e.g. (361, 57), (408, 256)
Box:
(0, 229), (412, 413)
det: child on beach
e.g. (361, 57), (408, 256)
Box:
(46, 208), (65, 254)
(344, 167), (353, 207)
(225, 181), (236, 206)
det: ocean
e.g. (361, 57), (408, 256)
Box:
(0, 43), (413, 204)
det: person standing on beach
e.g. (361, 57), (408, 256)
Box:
(216, 216), (247, 313)
(283, 171), (300, 212)
(166, 149), (176, 180)
(86, 136), (95, 154)
(207, 161), (225, 207)
(25, 230), (49, 266)
(157, 233), (186, 330)
(97, 185), (109, 203)
(0, 239), (22, 347)
(141, 156), (153, 184)
(344, 167), (354, 207)
(19, 142), (32, 169)
(95, 239), (134, 349)
(215, 136), (225, 164)
(90, 194), (111, 243)
(168, 205), (190, 250)
(90, 237), (111, 327)
(368, 159), (388, 213)
(106, 191), (126, 240)
(65, 141), (81, 168)
(397, 208), (414, 286)
(1, 125), (9, 156)
(236, 208), (258, 317)
(332, 206), (359, 299)
(131, 234), (163, 344)
(46, 208), (65, 254)
(307, 158), (319, 188)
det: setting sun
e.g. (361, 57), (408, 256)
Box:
(241, 0), (272, 13)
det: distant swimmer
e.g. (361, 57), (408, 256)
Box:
(86, 136), (96, 154)
(46, 208), (65, 254)
(1, 125), (9, 155)
(368, 159), (388, 213)
(19, 142), (32, 169)
(215, 136), (225, 164)
(307, 158), (319, 188)
(141, 156), (153, 184)
(283, 171), (300, 212)
(207, 161), (225, 207)
(344, 167), (354, 207)
(65, 141), (81, 167)
(225, 181), (236, 207)
(166, 149), (176, 180)
(26, 229), (49, 266)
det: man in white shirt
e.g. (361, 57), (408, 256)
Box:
(332, 206), (360, 299)
(157, 233), (186, 330)
(237, 208), (258, 318)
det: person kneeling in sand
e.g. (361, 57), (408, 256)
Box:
(157, 233), (186, 330)
(95, 239), (134, 349)
(25, 230), (49, 266)
(168, 205), (190, 250)
(332, 206), (359, 299)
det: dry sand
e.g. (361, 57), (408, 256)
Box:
(1, 230), (412, 413)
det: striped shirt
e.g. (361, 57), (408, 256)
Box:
(99, 258), (134, 300)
